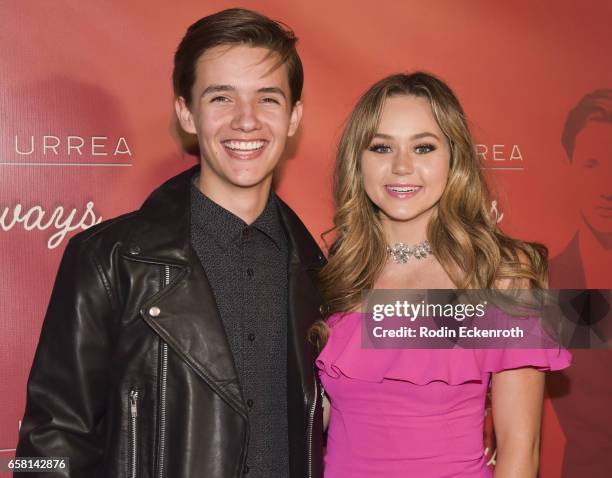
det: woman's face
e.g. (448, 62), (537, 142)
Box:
(361, 94), (450, 229)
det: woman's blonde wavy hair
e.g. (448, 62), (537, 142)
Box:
(311, 72), (548, 350)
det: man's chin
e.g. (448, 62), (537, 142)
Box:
(592, 227), (612, 239)
(582, 215), (612, 245)
(227, 173), (274, 190)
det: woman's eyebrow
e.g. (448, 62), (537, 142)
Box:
(372, 132), (440, 140)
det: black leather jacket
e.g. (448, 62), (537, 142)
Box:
(16, 167), (325, 478)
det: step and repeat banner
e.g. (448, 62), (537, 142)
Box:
(1, 1), (611, 476)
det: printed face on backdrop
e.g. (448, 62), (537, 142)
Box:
(175, 44), (302, 194)
(572, 120), (612, 235)
(361, 95), (450, 230)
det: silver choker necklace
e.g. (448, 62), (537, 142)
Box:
(386, 240), (432, 264)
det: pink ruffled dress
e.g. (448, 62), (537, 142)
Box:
(316, 312), (572, 478)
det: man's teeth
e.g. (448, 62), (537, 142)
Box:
(224, 140), (265, 151)
(389, 186), (418, 193)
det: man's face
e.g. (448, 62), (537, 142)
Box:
(572, 120), (612, 235)
(176, 44), (302, 195)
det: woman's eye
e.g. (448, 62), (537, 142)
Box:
(368, 143), (392, 153)
(414, 143), (436, 154)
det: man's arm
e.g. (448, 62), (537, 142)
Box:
(15, 238), (117, 477)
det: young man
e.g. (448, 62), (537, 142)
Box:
(550, 89), (612, 289)
(16, 9), (324, 478)
(548, 89), (612, 478)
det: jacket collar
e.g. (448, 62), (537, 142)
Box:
(128, 165), (323, 270)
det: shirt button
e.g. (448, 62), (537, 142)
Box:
(248, 333), (256, 342)
(246, 399), (254, 408)
(149, 306), (161, 317)
(246, 268), (254, 278)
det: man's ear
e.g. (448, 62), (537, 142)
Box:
(287, 100), (303, 137)
(175, 97), (197, 135)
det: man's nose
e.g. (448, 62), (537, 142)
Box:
(230, 101), (261, 132)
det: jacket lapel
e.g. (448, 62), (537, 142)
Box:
(277, 197), (325, 387)
(277, 198), (325, 477)
(126, 166), (246, 416)
(141, 252), (246, 416)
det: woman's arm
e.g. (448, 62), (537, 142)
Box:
(491, 367), (544, 478)
(323, 393), (331, 432)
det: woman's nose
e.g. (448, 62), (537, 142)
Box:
(391, 151), (415, 175)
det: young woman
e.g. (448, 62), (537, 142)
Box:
(313, 72), (571, 477)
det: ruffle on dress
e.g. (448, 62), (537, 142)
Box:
(316, 312), (572, 385)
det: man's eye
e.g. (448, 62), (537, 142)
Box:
(415, 143), (436, 154)
(261, 97), (280, 104)
(368, 144), (392, 153)
(584, 158), (600, 169)
(210, 96), (230, 103)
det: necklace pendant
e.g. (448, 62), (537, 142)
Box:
(386, 240), (432, 264)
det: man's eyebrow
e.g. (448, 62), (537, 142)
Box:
(201, 84), (235, 96)
(257, 87), (286, 99)
(372, 132), (441, 141)
(200, 85), (287, 99)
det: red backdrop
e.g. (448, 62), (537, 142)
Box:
(2, 1), (611, 476)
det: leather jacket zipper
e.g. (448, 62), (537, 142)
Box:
(158, 265), (170, 478)
(129, 390), (139, 478)
(307, 375), (319, 478)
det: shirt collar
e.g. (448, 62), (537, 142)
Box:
(578, 223), (612, 288)
(190, 179), (284, 250)
(251, 192), (285, 249)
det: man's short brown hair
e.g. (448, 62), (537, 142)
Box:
(562, 89), (612, 161)
(173, 8), (303, 107)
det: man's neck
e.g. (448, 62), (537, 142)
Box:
(582, 215), (612, 250)
(578, 222), (612, 288)
(198, 176), (272, 225)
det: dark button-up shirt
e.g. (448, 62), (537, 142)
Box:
(190, 181), (289, 478)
